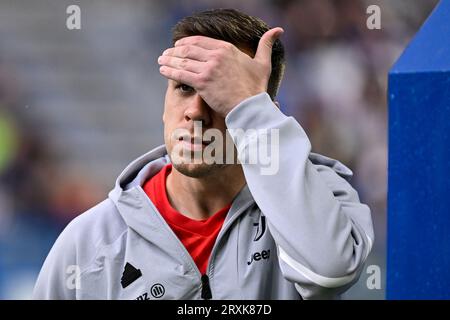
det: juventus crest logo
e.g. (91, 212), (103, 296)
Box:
(253, 215), (266, 242)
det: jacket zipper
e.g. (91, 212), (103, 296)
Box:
(139, 186), (253, 299)
(201, 200), (254, 299)
(200, 274), (212, 300)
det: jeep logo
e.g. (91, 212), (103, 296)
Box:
(247, 249), (270, 266)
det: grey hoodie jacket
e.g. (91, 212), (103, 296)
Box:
(33, 93), (374, 300)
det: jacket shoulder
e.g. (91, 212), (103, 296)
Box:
(33, 199), (127, 299)
(46, 199), (126, 272)
(65, 199), (127, 265)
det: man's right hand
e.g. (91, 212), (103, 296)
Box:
(158, 28), (284, 117)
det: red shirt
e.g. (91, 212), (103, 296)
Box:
(143, 164), (230, 275)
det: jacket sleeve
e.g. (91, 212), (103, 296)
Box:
(225, 93), (374, 300)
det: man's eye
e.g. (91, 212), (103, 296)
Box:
(176, 84), (194, 94)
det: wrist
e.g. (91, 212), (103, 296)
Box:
(223, 90), (267, 117)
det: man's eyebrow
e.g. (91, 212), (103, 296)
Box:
(170, 80), (194, 88)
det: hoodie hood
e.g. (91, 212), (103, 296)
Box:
(107, 145), (173, 243)
(109, 145), (169, 199)
(107, 144), (255, 245)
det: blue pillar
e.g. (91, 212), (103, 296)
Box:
(388, 0), (450, 299)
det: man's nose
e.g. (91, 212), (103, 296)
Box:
(183, 94), (211, 126)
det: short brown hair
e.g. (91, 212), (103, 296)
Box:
(172, 8), (285, 100)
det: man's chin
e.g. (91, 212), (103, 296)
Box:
(171, 162), (226, 178)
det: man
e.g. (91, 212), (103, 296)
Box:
(33, 8), (374, 300)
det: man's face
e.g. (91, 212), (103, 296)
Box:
(163, 80), (233, 178)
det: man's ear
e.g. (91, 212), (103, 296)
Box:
(274, 101), (281, 109)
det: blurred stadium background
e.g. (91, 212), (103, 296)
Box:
(0, 0), (438, 299)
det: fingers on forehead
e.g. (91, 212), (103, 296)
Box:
(175, 35), (225, 49)
(169, 46), (209, 61)
(160, 66), (197, 86)
(160, 56), (203, 74)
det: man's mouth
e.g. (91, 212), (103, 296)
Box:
(176, 134), (215, 151)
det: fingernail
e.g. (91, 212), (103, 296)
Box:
(158, 56), (162, 63)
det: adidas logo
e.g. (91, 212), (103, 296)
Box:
(121, 262), (142, 288)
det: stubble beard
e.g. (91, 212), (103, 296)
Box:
(170, 160), (228, 178)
